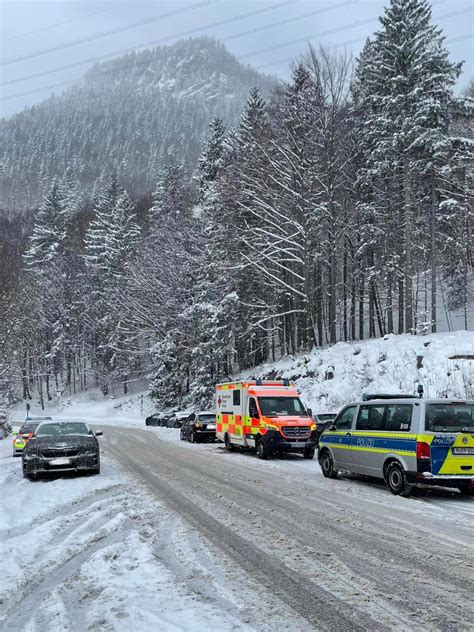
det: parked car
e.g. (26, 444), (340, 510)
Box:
(22, 421), (102, 480)
(12, 421), (41, 456)
(312, 412), (337, 443)
(180, 412), (216, 443)
(165, 413), (178, 428)
(174, 411), (194, 428)
(158, 413), (171, 428)
(145, 413), (162, 427)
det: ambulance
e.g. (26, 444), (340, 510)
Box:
(216, 380), (317, 459)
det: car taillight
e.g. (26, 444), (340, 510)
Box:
(416, 442), (431, 460)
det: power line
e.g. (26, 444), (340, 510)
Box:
(1, 0), (301, 88)
(447, 33), (474, 44)
(2, 0), (468, 104)
(4, 7), (113, 41)
(224, 1), (355, 42)
(237, 17), (378, 60)
(0, 0), (216, 66)
(255, 6), (473, 70)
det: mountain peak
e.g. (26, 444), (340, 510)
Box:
(0, 38), (276, 210)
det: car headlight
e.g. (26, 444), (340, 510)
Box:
(194, 422), (201, 428)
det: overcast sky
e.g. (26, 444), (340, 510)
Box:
(1, 0), (473, 118)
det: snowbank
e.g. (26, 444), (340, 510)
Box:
(0, 443), (263, 631)
(240, 330), (474, 413)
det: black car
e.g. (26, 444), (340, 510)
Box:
(313, 412), (337, 443)
(166, 413), (183, 428)
(22, 421), (102, 480)
(145, 413), (162, 427)
(180, 412), (216, 443)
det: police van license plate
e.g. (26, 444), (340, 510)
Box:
(452, 448), (474, 455)
(50, 457), (70, 465)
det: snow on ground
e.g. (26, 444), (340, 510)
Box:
(240, 330), (474, 413)
(0, 442), (292, 632)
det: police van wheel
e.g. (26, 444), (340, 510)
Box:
(256, 439), (268, 460)
(303, 448), (315, 460)
(319, 450), (338, 478)
(386, 462), (412, 497)
(458, 484), (474, 496)
(224, 434), (234, 452)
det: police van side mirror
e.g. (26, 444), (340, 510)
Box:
(329, 424), (336, 431)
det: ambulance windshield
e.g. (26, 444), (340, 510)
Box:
(258, 397), (307, 417)
(426, 404), (474, 433)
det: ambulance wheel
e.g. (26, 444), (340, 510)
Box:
(256, 439), (268, 460)
(458, 484), (474, 496)
(386, 462), (412, 497)
(319, 449), (338, 478)
(303, 447), (315, 460)
(224, 434), (234, 451)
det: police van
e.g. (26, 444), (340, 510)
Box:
(318, 395), (474, 496)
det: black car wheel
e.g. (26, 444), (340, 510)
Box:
(303, 447), (315, 460)
(180, 430), (185, 441)
(256, 439), (268, 460)
(319, 449), (338, 479)
(386, 461), (412, 497)
(190, 432), (196, 443)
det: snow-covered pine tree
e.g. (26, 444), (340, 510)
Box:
(353, 0), (462, 334)
(24, 180), (66, 269)
(83, 179), (140, 393)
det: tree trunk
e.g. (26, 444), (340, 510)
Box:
(403, 163), (413, 334)
(359, 273), (365, 340)
(387, 279), (394, 334)
(431, 182), (437, 333)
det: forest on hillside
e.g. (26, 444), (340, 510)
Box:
(0, 0), (473, 409)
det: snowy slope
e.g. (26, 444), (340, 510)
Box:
(240, 330), (474, 413)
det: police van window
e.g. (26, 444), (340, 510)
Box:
(357, 405), (385, 431)
(233, 390), (240, 406)
(335, 406), (357, 430)
(385, 405), (413, 431)
(249, 398), (259, 419)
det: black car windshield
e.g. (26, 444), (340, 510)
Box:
(198, 414), (215, 422)
(426, 404), (474, 432)
(258, 397), (307, 417)
(36, 422), (90, 436)
(317, 414), (336, 421)
(20, 423), (39, 434)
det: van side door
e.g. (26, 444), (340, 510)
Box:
(353, 404), (386, 475)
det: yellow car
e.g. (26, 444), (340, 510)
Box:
(12, 422), (40, 457)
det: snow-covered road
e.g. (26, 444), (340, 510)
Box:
(0, 441), (302, 632)
(106, 426), (474, 631)
(1, 424), (473, 631)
